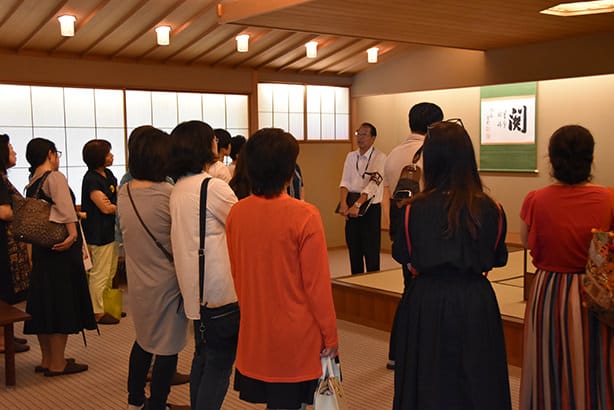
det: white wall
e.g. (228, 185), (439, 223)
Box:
(355, 73), (614, 233)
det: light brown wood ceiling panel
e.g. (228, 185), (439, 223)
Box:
(0, 0), (611, 77)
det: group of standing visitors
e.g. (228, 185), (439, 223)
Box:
(340, 101), (612, 409)
(0, 100), (612, 409)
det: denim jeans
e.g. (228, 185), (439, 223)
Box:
(127, 341), (177, 410)
(190, 305), (239, 410)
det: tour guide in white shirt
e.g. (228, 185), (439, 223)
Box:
(338, 122), (386, 275)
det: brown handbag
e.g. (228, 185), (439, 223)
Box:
(10, 171), (68, 248)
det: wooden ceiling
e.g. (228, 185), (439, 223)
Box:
(0, 0), (613, 78)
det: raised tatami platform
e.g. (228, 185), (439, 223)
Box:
(331, 250), (535, 367)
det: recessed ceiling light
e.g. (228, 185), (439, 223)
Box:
(540, 0), (614, 16)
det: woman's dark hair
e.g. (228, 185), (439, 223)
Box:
(128, 126), (170, 182)
(230, 135), (246, 161)
(245, 128), (298, 198)
(548, 125), (594, 185)
(26, 138), (57, 176)
(420, 121), (493, 239)
(214, 128), (232, 151)
(169, 120), (216, 180)
(0, 134), (10, 173)
(229, 145), (251, 199)
(82, 139), (111, 170)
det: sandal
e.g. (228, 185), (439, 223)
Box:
(44, 359), (88, 377)
(36, 358), (75, 373)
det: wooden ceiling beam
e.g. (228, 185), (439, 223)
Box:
(0, 0), (23, 32)
(110, 0), (187, 58)
(49, 0), (111, 54)
(187, 26), (246, 65)
(137, 1), (217, 60)
(316, 39), (379, 74)
(17, 0), (68, 51)
(254, 33), (318, 69)
(217, 0), (312, 23)
(81, 0), (149, 56)
(231, 30), (294, 67)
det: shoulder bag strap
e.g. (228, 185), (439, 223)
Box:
(403, 204), (419, 277)
(494, 202), (504, 251)
(33, 170), (53, 199)
(198, 177), (212, 305)
(126, 183), (173, 263)
(412, 145), (423, 164)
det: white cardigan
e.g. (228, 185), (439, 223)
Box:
(170, 172), (238, 320)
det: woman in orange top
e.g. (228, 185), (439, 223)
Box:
(226, 128), (338, 410)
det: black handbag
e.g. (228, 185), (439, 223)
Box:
(11, 171), (68, 248)
(197, 177), (239, 348)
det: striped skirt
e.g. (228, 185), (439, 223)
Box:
(520, 270), (613, 409)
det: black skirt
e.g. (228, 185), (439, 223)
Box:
(234, 369), (318, 409)
(393, 270), (511, 410)
(23, 242), (97, 335)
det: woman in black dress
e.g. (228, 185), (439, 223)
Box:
(24, 138), (97, 377)
(392, 119), (511, 410)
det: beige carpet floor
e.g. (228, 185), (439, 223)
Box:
(2, 303), (519, 409)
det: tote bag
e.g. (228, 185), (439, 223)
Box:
(313, 357), (347, 410)
(583, 229), (614, 327)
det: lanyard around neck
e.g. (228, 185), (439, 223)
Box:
(356, 147), (374, 178)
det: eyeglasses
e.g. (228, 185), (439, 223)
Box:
(426, 118), (465, 139)
(56, 150), (62, 158)
(354, 130), (372, 138)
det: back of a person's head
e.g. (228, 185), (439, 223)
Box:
(423, 121), (481, 193)
(214, 128), (232, 150)
(82, 139), (111, 170)
(170, 120), (215, 180)
(245, 128), (298, 197)
(230, 135), (246, 161)
(26, 138), (56, 175)
(409, 102), (444, 134)
(549, 125), (594, 185)
(0, 134), (10, 172)
(128, 126), (170, 182)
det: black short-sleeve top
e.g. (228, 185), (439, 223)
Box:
(392, 192), (508, 275)
(81, 168), (117, 245)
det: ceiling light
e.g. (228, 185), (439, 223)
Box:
(540, 0), (614, 16)
(236, 34), (249, 52)
(58, 15), (76, 37)
(367, 47), (379, 63)
(155, 26), (171, 46)
(305, 41), (318, 58)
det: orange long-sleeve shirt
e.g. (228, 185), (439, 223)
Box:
(226, 194), (338, 382)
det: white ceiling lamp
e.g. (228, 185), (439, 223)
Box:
(155, 26), (171, 46)
(367, 47), (379, 63)
(236, 34), (249, 52)
(57, 15), (76, 37)
(540, 0), (614, 16)
(305, 41), (318, 58)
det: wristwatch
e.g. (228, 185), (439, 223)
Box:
(354, 201), (362, 208)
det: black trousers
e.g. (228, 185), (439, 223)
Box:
(345, 203), (381, 274)
(127, 341), (178, 410)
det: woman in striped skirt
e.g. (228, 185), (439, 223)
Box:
(519, 125), (613, 409)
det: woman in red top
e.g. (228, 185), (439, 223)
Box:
(226, 128), (338, 410)
(520, 125), (614, 409)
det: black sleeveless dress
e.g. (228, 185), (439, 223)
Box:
(23, 173), (97, 335)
